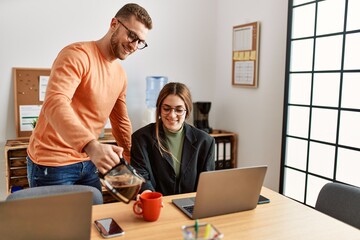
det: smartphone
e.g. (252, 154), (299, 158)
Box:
(94, 218), (124, 238)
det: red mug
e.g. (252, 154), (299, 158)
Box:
(133, 192), (163, 222)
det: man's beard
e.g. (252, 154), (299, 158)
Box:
(110, 31), (126, 60)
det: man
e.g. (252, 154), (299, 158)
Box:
(26, 3), (152, 192)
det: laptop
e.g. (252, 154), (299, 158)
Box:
(0, 191), (93, 240)
(172, 165), (268, 219)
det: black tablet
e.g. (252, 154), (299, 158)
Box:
(258, 195), (270, 204)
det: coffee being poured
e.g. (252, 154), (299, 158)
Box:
(99, 158), (145, 203)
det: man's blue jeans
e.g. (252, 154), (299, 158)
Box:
(27, 156), (102, 192)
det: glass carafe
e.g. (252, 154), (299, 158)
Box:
(98, 158), (145, 204)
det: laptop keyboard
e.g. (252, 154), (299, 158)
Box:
(183, 205), (194, 214)
(181, 195), (269, 216)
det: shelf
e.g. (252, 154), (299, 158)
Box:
(210, 129), (237, 170)
(4, 136), (117, 202)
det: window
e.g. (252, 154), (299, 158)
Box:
(281, 0), (360, 207)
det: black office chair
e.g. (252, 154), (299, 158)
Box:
(315, 182), (360, 229)
(6, 185), (103, 205)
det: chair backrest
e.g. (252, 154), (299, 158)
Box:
(6, 185), (103, 205)
(315, 182), (360, 229)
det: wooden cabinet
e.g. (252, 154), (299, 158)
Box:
(4, 134), (118, 203)
(210, 130), (237, 169)
(4, 140), (29, 193)
(4, 130), (237, 202)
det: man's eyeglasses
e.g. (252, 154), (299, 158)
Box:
(116, 19), (148, 50)
(161, 105), (187, 116)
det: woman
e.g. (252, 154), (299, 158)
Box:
(131, 82), (215, 196)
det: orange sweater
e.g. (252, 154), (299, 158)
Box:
(27, 41), (132, 166)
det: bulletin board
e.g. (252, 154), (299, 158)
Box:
(232, 21), (260, 87)
(13, 67), (51, 138)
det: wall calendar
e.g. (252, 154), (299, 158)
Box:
(232, 22), (260, 88)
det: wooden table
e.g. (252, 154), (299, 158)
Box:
(91, 187), (360, 239)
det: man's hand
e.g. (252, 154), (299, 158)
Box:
(84, 139), (123, 174)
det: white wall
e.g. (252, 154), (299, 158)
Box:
(0, 0), (287, 199)
(214, 0), (288, 191)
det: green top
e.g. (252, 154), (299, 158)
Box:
(164, 125), (185, 178)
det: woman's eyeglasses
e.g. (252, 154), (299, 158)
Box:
(161, 105), (187, 116)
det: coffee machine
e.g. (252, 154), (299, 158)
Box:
(193, 102), (212, 133)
